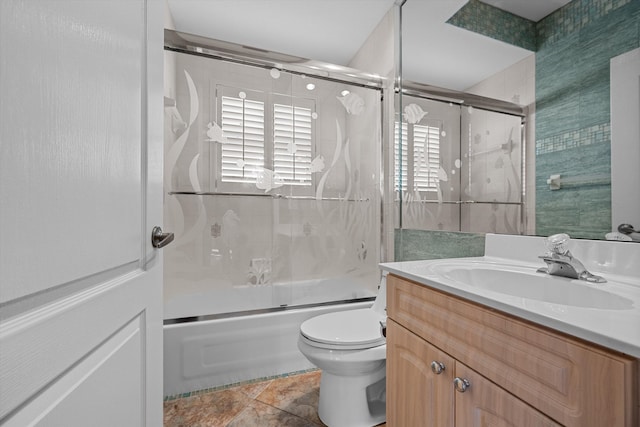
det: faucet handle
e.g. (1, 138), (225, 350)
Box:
(545, 233), (571, 255)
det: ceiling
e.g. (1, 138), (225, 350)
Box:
(166, 0), (570, 91)
(166, 0), (397, 66)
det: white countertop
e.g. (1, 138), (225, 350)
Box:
(382, 234), (640, 358)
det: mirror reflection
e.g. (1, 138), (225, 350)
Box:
(396, 94), (524, 235)
(397, 0), (640, 243)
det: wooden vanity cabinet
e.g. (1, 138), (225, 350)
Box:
(386, 274), (638, 427)
(386, 320), (454, 426)
(387, 320), (560, 426)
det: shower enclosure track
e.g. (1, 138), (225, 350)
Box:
(164, 296), (375, 325)
(397, 199), (523, 205)
(169, 191), (370, 202)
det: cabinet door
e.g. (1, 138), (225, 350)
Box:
(387, 320), (454, 427)
(454, 362), (561, 427)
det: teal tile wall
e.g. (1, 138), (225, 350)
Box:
(536, 142), (612, 239)
(394, 229), (485, 261)
(536, 0), (634, 50)
(535, 0), (640, 239)
(447, 0), (536, 51)
(536, 123), (610, 154)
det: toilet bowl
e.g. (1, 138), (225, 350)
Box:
(297, 276), (387, 427)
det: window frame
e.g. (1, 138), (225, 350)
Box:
(394, 120), (441, 194)
(215, 85), (317, 196)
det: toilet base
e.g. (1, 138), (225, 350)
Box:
(317, 364), (386, 427)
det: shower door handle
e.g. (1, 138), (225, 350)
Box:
(151, 226), (174, 248)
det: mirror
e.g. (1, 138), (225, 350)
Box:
(396, 0), (640, 242)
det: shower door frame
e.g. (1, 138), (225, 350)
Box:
(163, 29), (389, 322)
(395, 80), (528, 235)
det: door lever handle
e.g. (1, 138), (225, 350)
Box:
(151, 226), (174, 248)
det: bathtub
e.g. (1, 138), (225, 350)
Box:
(163, 278), (376, 398)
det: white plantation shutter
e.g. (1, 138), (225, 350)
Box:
(413, 124), (440, 191)
(217, 86), (316, 193)
(394, 122), (408, 192)
(220, 96), (265, 183)
(394, 121), (440, 193)
(273, 103), (313, 185)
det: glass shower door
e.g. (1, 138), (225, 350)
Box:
(163, 49), (382, 320)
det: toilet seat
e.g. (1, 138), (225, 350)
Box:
(300, 308), (386, 350)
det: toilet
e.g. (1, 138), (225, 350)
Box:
(297, 275), (387, 427)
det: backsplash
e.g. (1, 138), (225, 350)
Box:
(394, 229), (485, 261)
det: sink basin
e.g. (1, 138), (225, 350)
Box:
(381, 234), (640, 357)
(432, 263), (634, 310)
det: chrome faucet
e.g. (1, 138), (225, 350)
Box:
(537, 234), (606, 283)
(618, 223), (640, 242)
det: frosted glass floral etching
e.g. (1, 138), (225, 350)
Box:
(310, 155), (325, 173)
(206, 121), (227, 143)
(163, 52), (381, 318)
(166, 104), (186, 134)
(316, 120), (345, 202)
(397, 95), (522, 233)
(255, 167), (284, 192)
(357, 241), (368, 262)
(247, 258), (272, 285)
(343, 139), (353, 200)
(222, 209), (240, 257)
(404, 103), (427, 124)
(210, 222), (221, 238)
(337, 92), (364, 115)
(460, 107), (522, 233)
(164, 68), (205, 259)
(303, 221), (313, 236)
(166, 69), (199, 191)
(189, 154), (202, 193)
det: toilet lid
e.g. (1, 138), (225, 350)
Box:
(300, 309), (386, 348)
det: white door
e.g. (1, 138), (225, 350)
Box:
(0, 1), (164, 425)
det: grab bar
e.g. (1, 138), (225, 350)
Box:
(546, 173), (610, 190)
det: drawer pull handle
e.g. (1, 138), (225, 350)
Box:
(453, 377), (471, 393)
(430, 361), (445, 374)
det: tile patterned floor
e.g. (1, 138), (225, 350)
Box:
(164, 370), (386, 427)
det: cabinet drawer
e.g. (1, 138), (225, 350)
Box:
(387, 274), (638, 427)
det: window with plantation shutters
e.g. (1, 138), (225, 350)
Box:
(394, 121), (440, 193)
(273, 103), (313, 186)
(220, 95), (265, 184)
(216, 86), (315, 193)
(394, 122), (408, 192)
(413, 124), (440, 191)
